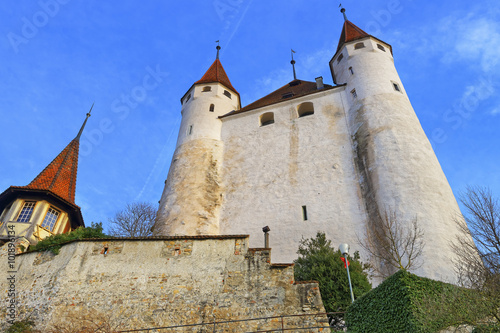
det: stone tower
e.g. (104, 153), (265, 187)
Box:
(155, 48), (240, 236)
(154, 14), (464, 283)
(0, 108), (91, 251)
(330, 17), (463, 278)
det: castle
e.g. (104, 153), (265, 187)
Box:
(154, 13), (464, 283)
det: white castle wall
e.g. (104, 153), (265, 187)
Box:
(219, 88), (370, 264)
(155, 35), (466, 284)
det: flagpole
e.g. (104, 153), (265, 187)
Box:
(340, 243), (355, 303)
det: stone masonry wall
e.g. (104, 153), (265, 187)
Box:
(0, 236), (326, 332)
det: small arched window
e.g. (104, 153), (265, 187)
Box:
(209, 104), (215, 112)
(202, 86), (211, 92)
(297, 102), (314, 117)
(223, 90), (232, 99)
(377, 44), (386, 52)
(354, 42), (365, 49)
(260, 112), (274, 126)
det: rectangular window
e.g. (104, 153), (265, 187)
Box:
(302, 206), (308, 221)
(41, 207), (60, 232)
(17, 201), (36, 222)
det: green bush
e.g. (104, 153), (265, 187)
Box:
(28, 222), (108, 254)
(4, 320), (34, 333)
(346, 270), (495, 332)
(294, 232), (372, 313)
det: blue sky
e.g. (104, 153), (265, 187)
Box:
(1, 1), (498, 232)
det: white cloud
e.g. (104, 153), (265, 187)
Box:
(490, 107), (500, 116)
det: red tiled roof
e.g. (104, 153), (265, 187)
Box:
(22, 138), (80, 204)
(336, 20), (370, 52)
(220, 79), (336, 117)
(195, 59), (238, 93)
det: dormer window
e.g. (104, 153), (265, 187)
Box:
(41, 207), (60, 232)
(202, 86), (211, 92)
(17, 201), (36, 222)
(223, 90), (232, 99)
(282, 92), (294, 99)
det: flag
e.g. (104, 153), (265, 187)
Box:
(340, 256), (350, 268)
(291, 49), (296, 53)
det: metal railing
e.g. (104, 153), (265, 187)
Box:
(118, 312), (345, 333)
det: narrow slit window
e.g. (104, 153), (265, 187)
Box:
(103, 247), (109, 255)
(392, 82), (401, 92)
(351, 89), (357, 99)
(337, 53), (344, 63)
(302, 206), (308, 221)
(349, 67), (354, 75)
(209, 104), (215, 112)
(188, 125), (193, 135)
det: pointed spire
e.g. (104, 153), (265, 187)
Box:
(22, 107), (92, 204)
(215, 40), (221, 60)
(76, 103), (93, 140)
(290, 49), (297, 81)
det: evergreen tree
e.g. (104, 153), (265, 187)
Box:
(294, 232), (371, 313)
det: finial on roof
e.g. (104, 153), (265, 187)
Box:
(76, 103), (93, 140)
(290, 49), (297, 81)
(216, 40), (221, 60)
(339, 4), (348, 21)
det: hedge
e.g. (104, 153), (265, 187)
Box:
(345, 270), (496, 332)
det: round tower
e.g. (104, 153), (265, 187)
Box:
(330, 15), (463, 282)
(154, 47), (240, 236)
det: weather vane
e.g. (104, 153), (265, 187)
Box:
(290, 49), (297, 80)
(339, 3), (348, 21)
(216, 40), (221, 59)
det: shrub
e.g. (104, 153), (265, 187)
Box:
(346, 270), (495, 332)
(294, 232), (371, 313)
(28, 222), (108, 254)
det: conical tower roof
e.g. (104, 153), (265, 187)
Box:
(195, 59), (238, 94)
(23, 138), (80, 203)
(336, 20), (370, 52)
(21, 106), (92, 204)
